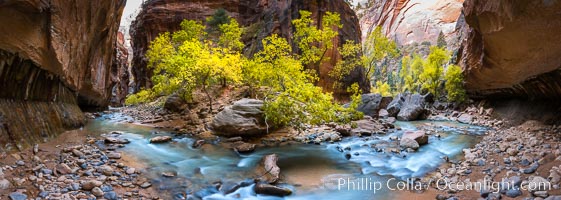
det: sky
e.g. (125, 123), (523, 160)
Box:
(120, 0), (144, 28)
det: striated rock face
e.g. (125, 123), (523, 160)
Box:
(110, 31), (130, 106)
(130, 0), (368, 94)
(458, 0), (561, 99)
(359, 0), (464, 45)
(0, 0), (125, 151)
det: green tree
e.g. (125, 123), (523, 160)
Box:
(329, 40), (362, 89)
(371, 80), (392, 96)
(437, 31), (447, 48)
(444, 64), (467, 102)
(206, 8), (230, 34)
(330, 26), (398, 91)
(126, 19), (244, 112)
(246, 34), (356, 127)
(293, 10), (342, 76)
(129, 13), (360, 129)
(363, 27), (399, 83)
(399, 54), (424, 93)
(419, 46), (449, 96)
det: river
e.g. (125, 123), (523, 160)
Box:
(84, 112), (487, 199)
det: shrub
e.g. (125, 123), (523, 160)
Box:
(444, 64), (467, 102)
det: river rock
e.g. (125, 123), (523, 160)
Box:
(107, 152), (121, 159)
(505, 189), (522, 198)
(8, 192), (27, 200)
(164, 94), (187, 112)
(98, 165), (114, 176)
(92, 187), (104, 197)
(387, 93), (429, 121)
(458, 114), (474, 124)
(378, 109), (389, 118)
(355, 93), (392, 117)
(126, 168), (135, 175)
(56, 163), (73, 174)
(82, 180), (103, 190)
(104, 137), (130, 144)
(0, 179), (10, 189)
(350, 120), (383, 136)
(149, 136), (172, 143)
(399, 138), (420, 150)
(211, 99), (267, 137)
(192, 140), (205, 148)
(254, 183), (292, 197)
(256, 154), (281, 183)
(528, 176), (550, 193)
(402, 130), (428, 145)
(233, 142), (256, 153)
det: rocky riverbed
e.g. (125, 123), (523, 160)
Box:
(2, 93), (561, 200)
(0, 129), (158, 199)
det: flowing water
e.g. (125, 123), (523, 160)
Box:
(85, 113), (488, 199)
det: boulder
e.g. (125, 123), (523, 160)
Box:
(232, 142), (256, 153)
(378, 109), (389, 118)
(387, 93), (429, 121)
(402, 130), (428, 145)
(355, 94), (392, 117)
(457, 114), (474, 124)
(104, 137), (130, 144)
(164, 94), (187, 112)
(211, 99), (267, 137)
(400, 138), (420, 150)
(149, 136), (172, 143)
(387, 93), (406, 117)
(255, 154), (281, 184)
(254, 183), (292, 197)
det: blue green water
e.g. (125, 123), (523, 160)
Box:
(85, 113), (487, 199)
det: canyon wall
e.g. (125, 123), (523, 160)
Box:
(458, 0), (561, 98)
(0, 0), (126, 152)
(130, 0), (369, 94)
(359, 0), (464, 46)
(111, 31), (130, 106)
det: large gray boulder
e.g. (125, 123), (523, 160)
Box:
(164, 94), (187, 112)
(355, 94), (393, 117)
(387, 93), (430, 121)
(211, 99), (267, 137)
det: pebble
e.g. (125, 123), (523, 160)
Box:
(126, 167), (136, 174)
(140, 182), (152, 188)
(8, 192), (27, 200)
(505, 189), (522, 198)
(104, 191), (118, 200)
(72, 149), (84, 157)
(15, 160), (25, 166)
(0, 179), (11, 189)
(92, 187), (104, 197)
(82, 180), (103, 190)
(107, 152), (122, 159)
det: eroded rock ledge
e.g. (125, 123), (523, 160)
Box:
(0, 0), (126, 152)
(458, 0), (561, 99)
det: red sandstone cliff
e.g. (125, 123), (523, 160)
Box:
(0, 0), (126, 151)
(458, 0), (561, 98)
(359, 0), (464, 46)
